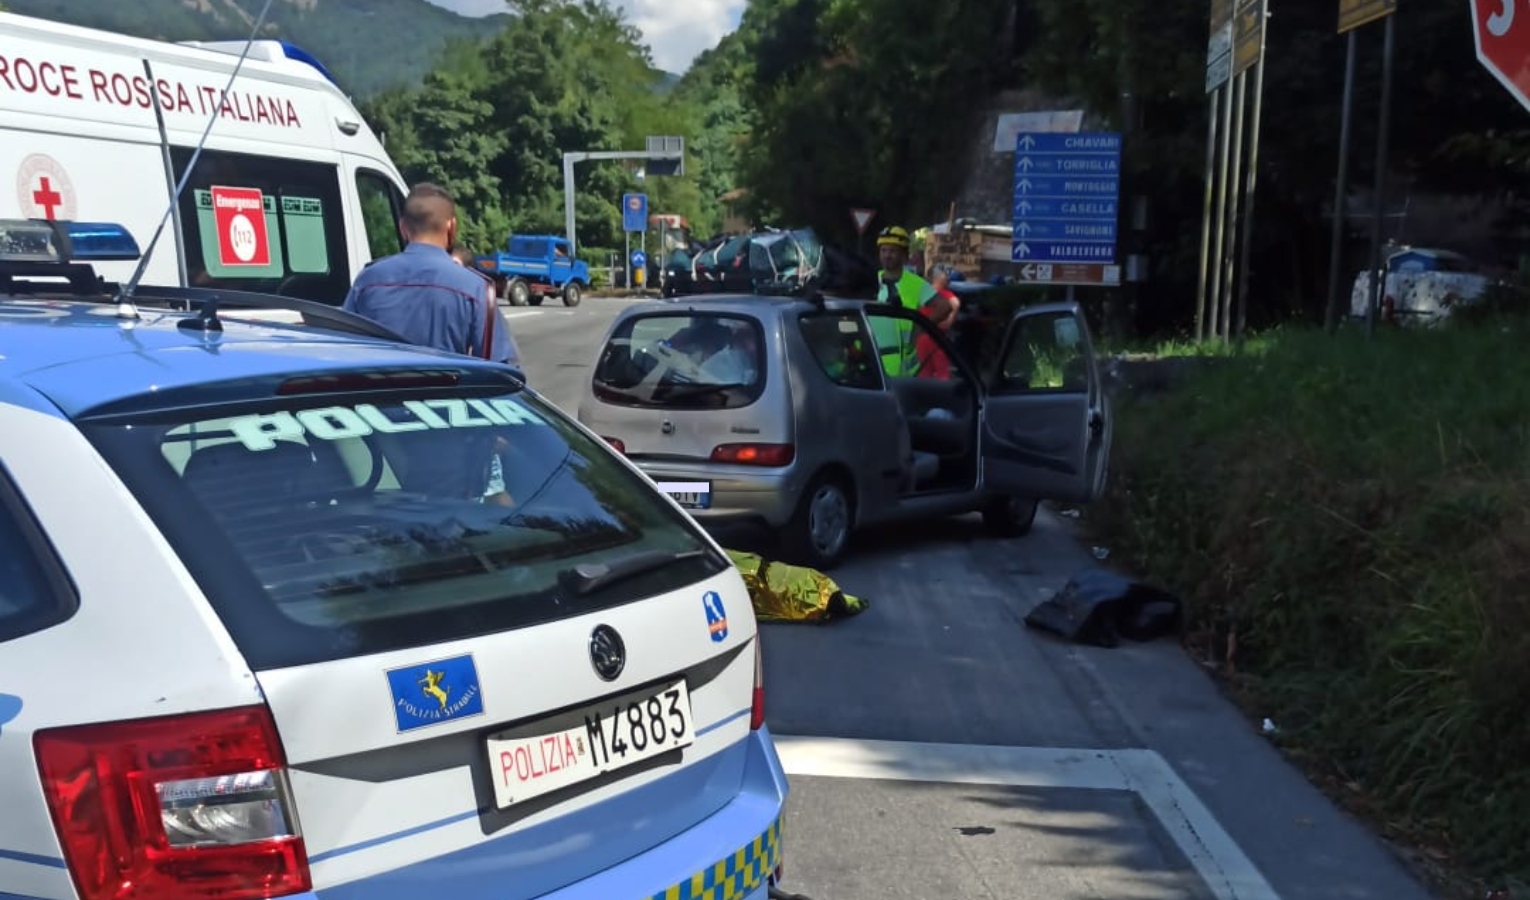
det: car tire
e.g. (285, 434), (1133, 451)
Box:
(982, 495), (1038, 538)
(784, 474), (854, 571)
(562, 281), (583, 307)
(508, 279), (531, 307)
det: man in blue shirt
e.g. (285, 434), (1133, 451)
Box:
(343, 183), (521, 369)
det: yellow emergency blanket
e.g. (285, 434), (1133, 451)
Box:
(725, 549), (870, 623)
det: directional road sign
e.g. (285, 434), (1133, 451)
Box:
(1011, 131), (1122, 267)
(1207, 0), (1234, 93)
(622, 193), (648, 233)
(1017, 262), (1122, 287)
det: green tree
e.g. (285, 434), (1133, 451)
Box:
(732, 0), (1012, 247)
(362, 0), (694, 254)
(1020, 0), (1530, 333)
(673, 32), (755, 236)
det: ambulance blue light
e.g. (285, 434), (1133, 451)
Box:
(63, 222), (142, 261)
(278, 42), (340, 87)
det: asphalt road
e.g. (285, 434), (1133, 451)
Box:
(508, 296), (1439, 900)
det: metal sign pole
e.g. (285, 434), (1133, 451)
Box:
(1219, 70), (1249, 342)
(1195, 87), (1222, 342)
(1234, 0), (1270, 346)
(1365, 13), (1397, 338)
(1324, 28), (1360, 333)
(1207, 84), (1236, 342)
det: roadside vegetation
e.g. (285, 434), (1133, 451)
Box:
(1090, 313), (1530, 896)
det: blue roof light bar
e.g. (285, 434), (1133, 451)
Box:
(0, 220), (141, 264)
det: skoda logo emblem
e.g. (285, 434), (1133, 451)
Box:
(661, 420), (675, 435)
(589, 625), (626, 682)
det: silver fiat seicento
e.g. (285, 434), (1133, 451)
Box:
(576, 292), (1113, 570)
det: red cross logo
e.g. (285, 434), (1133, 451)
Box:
(32, 176), (63, 220)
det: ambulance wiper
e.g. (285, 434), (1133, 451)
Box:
(559, 549), (708, 596)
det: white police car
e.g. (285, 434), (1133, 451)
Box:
(0, 220), (789, 900)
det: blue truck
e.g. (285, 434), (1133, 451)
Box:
(474, 234), (590, 307)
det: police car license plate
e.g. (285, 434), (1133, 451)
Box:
(486, 680), (694, 809)
(658, 481), (711, 510)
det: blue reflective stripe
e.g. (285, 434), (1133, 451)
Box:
(695, 707), (750, 738)
(0, 848), (66, 869)
(1, 892), (58, 900)
(307, 810), (479, 864)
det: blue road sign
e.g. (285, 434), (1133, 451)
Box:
(1011, 132), (1121, 265)
(630, 250), (647, 270)
(622, 193), (648, 234)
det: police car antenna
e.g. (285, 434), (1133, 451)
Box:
(113, 0), (277, 319)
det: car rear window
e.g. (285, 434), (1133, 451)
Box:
(0, 464), (77, 642)
(592, 313), (766, 410)
(81, 385), (725, 669)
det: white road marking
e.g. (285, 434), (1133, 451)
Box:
(773, 735), (1280, 900)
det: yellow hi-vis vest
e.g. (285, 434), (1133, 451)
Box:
(872, 269), (936, 375)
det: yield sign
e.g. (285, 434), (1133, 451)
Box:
(1472, 0), (1530, 114)
(850, 207), (876, 235)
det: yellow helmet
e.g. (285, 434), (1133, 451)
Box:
(876, 225), (910, 250)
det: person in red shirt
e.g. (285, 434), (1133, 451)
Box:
(915, 291), (956, 379)
(931, 265), (962, 309)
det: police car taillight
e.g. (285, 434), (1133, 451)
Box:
(751, 636), (766, 730)
(34, 705), (310, 900)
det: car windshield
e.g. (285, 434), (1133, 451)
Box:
(592, 313), (766, 410)
(80, 384), (723, 669)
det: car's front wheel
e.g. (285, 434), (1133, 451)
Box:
(784, 474), (854, 571)
(982, 494), (1039, 538)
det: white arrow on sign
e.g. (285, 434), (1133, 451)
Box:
(1017, 200), (1032, 214)
(1018, 134), (1037, 150)
(1017, 157), (1034, 171)
(1018, 179), (1033, 193)
(1022, 264), (1037, 279)
(1014, 242), (1033, 258)
(1016, 222), (1032, 236)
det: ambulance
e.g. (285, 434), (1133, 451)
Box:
(0, 12), (410, 305)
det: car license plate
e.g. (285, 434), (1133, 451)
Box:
(657, 480), (711, 510)
(486, 680), (694, 809)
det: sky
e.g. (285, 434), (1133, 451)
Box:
(421, 0), (746, 74)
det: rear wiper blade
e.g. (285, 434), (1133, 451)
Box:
(559, 549), (708, 596)
(661, 382), (749, 399)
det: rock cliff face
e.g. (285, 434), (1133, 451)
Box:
(941, 88), (1112, 229)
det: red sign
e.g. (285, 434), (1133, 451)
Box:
(210, 186), (270, 267)
(850, 208), (876, 235)
(1473, 0), (1530, 113)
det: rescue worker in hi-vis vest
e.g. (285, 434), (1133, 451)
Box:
(871, 225), (937, 375)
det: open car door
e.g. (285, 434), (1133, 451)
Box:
(980, 302), (1111, 504)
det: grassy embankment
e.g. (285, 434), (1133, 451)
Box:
(1090, 320), (1530, 896)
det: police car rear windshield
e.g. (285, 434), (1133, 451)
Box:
(81, 385), (724, 669)
(592, 313), (766, 410)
